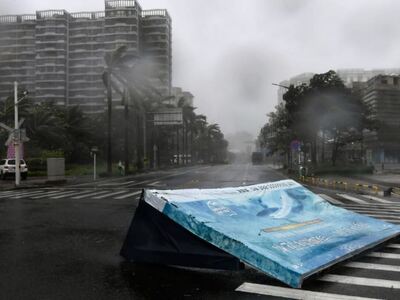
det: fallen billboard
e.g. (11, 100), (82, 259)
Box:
(124, 180), (400, 288)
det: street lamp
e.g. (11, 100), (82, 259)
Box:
(14, 81), (28, 186)
(272, 83), (290, 89)
(91, 146), (99, 181)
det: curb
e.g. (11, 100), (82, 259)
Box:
(298, 175), (386, 196)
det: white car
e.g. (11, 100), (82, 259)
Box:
(0, 159), (28, 180)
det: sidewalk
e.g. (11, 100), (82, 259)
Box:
(0, 175), (93, 191)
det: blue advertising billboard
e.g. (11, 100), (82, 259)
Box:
(144, 180), (400, 288)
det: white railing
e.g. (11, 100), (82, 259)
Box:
(0, 15), (18, 23)
(70, 11), (105, 20)
(142, 9), (170, 19)
(37, 10), (68, 19)
(105, 0), (136, 9)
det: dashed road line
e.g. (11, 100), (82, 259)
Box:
(71, 190), (111, 200)
(318, 193), (343, 205)
(50, 190), (93, 199)
(0, 189), (51, 198)
(114, 190), (142, 200)
(92, 190), (128, 199)
(358, 213), (400, 220)
(337, 194), (369, 204)
(30, 190), (72, 199)
(3, 189), (49, 198)
(360, 194), (393, 204)
(98, 181), (135, 187)
(388, 244), (400, 249)
(345, 262), (400, 272)
(236, 282), (381, 300)
(319, 274), (400, 289)
(367, 252), (400, 260)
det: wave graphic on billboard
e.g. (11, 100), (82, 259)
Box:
(143, 180), (400, 288)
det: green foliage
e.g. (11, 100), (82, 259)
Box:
(259, 70), (374, 167)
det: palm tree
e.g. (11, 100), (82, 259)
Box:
(103, 45), (128, 174)
(207, 124), (221, 163)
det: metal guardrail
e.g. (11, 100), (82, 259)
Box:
(299, 176), (380, 194)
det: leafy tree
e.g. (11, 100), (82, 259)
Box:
(259, 103), (294, 166)
(282, 70), (374, 166)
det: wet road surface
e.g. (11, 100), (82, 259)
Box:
(0, 164), (400, 299)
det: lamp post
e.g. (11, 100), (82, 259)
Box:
(13, 82), (28, 186)
(272, 83), (290, 89)
(91, 147), (99, 181)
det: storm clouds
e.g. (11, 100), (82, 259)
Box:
(2, 0), (400, 136)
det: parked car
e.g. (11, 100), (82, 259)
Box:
(0, 159), (28, 179)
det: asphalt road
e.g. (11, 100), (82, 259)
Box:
(0, 164), (399, 299)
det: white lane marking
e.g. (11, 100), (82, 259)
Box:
(3, 189), (49, 198)
(235, 282), (381, 300)
(93, 190), (128, 199)
(342, 205), (400, 214)
(359, 213), (400, 220)
(320, 274), (400, 289)
(339, 202), (400, 208)
(349, 208), (400, 215)
(72, 190), (111, 200)
(128, 166), (211, 187)
(388, 244), (400, 249)
(318, 194), (343, 205)
(367, 252), (400, 259)
(30, 190), (72, 199)
(148, 181), (160, 186)
(99, 181), (135, 187)
(71, 176), (134, 187)
(337, 194), (368, 204)
(114, 190), (142, 200)
(0, 190), (24, 197)
(345, 262), (400, 272)
(0, 189), (52, 198)
(360, 195), (393, 204)
(50, 190), (92, 199)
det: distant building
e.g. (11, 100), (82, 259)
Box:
(361, 75), (400, 169)
(277, 68), (400, 105)
(0, 0), (172, 113)
(169, 87), (194, 107)
(277, 73), (314, 105)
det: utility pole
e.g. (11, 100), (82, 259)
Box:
(143, 112), (147, 167)
(176, 126), (179, 165)
(14, 81), (21, 186)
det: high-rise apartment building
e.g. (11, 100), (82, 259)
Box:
(0, 0), (172, 113)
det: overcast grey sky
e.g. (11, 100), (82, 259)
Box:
(2, 0), (400, 137)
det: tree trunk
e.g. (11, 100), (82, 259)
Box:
(311, 133), (318, 166)
(321, 130), (325, 163)
(190, 127), (193, 164)
(106, 72), (112, 174)
(136, 113), (143, 170)
(123, 90), (129, 174)
(331, 133), (338, 166)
